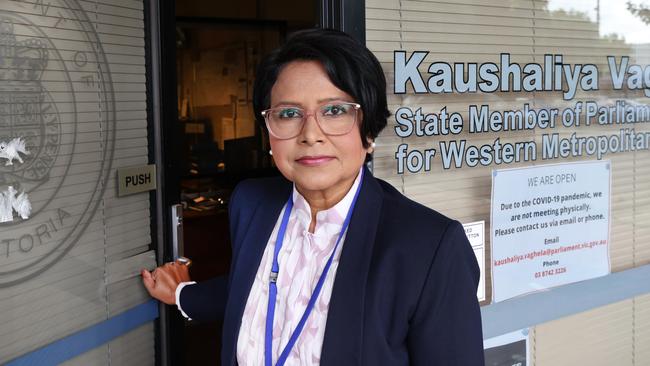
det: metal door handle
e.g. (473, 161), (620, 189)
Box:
(171, 204), (184, 260)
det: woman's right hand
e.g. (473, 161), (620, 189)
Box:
(141, 261), (191, 305)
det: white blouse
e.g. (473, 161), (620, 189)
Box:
(235, 171), (361, 366)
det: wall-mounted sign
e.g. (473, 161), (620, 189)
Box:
(463, 221), (486, 302)
(391, 52), (650, 174)
(117, 165), (157, 197)
(491, 161), (610, 302)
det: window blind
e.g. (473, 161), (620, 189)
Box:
(367, 0), (650, 364)
(0, 0), (155, 363)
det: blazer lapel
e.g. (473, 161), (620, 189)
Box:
(222, 179), (292, 366)
(320, 167), (384, 366)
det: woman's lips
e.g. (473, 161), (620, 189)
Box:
(296, 155), (335, 166)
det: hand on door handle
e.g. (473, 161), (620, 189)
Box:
(141, 259), (192, 305)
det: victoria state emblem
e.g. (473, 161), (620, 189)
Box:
(0, 1), (116, 287)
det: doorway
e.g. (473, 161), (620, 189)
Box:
(155, 0), (366, 364)
(167, 1), (318, 364)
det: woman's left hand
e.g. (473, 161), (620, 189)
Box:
(141, 261), (191, 305)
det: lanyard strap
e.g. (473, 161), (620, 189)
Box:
(264, 170), (364, 366)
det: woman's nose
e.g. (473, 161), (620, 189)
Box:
(299, 113), (325, 144)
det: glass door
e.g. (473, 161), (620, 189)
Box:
(0, 0), (158, 364)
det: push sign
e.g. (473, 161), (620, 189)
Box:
(117, 164), (157, 197)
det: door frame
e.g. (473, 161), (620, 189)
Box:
(147, 0), (182, 364)
(320, 0), (366, 44)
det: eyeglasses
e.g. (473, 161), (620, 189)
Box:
(261, 101), (361, 139)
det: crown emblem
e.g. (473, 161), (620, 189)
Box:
(0, 18), (48, 82)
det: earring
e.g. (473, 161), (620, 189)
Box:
(269, 150), (273, 156)
(371, 142), (376, 148)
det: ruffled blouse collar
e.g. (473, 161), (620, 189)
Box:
(290, 167), (363, 238)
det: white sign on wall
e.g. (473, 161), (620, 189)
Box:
(491, 161), (610, 302)
(463, 221), (486, 302)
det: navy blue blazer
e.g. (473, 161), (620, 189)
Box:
(180, 167), (484, 365)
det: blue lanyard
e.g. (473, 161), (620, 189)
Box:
(264, 170), (364, 366)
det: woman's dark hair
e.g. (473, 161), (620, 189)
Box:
(253, 28), (390, 148)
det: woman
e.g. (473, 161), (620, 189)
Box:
(143, 28), (484, 365)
